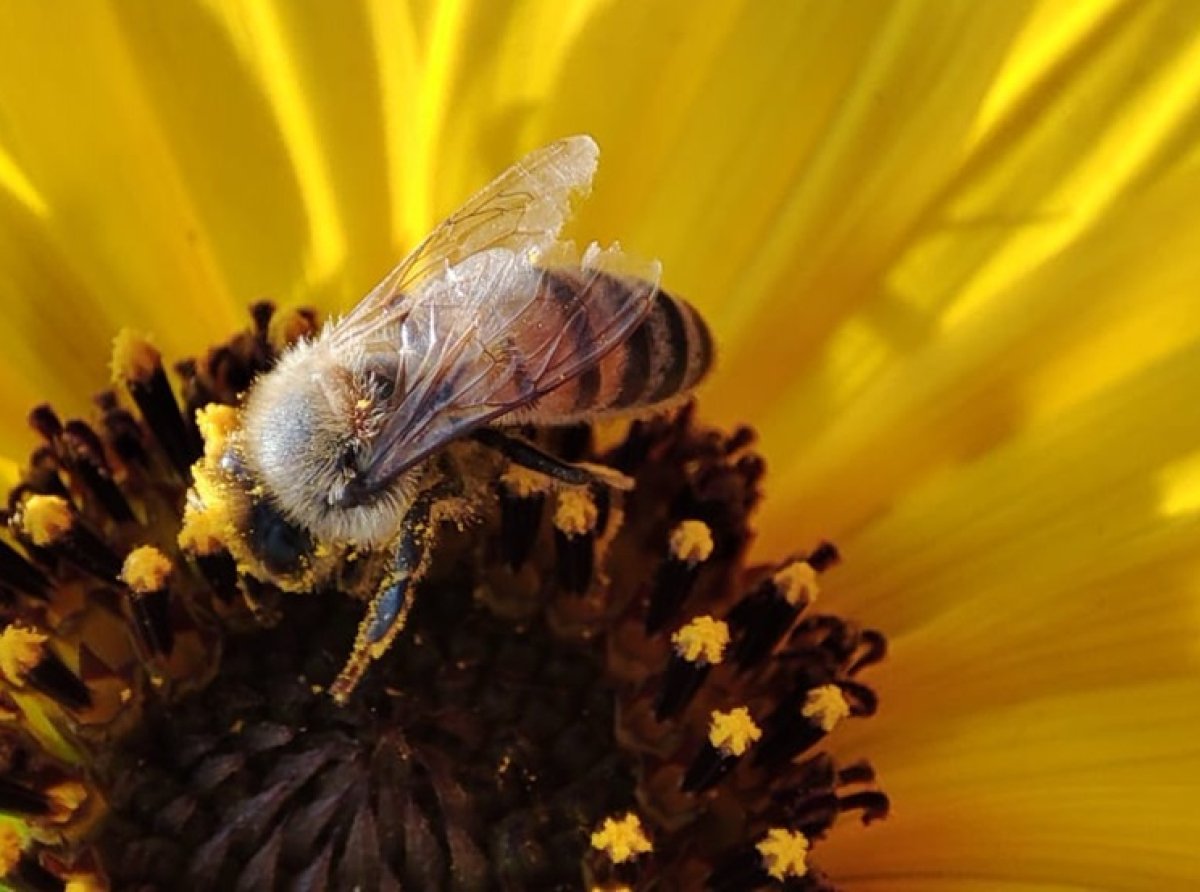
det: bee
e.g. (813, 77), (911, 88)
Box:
(186, 135), (713, 701)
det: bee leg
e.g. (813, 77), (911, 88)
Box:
(472, 428), (633, 491)
(328, 488), (440, 704)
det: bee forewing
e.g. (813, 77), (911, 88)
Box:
(333, 135), (600, 345)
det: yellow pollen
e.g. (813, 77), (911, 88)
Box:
(195, 403), (240, 463)
(554, 488), (598, 537)
(20, 494), (74, 546)
(590, 812), (652, 863)
(500, 464), (552, 499)
(672, 616), (730, 664)
(756, 828), (809, 880)
(0, 823), (22, 872)
(802, 684), (851, 732)
(774, 561), (819, 606)
(0, 625), (48, 684)
(708, 706), (762, 757)
(267, 307), (316, 352)
(668, 520), (713, 565)
(177, 503), (228, 556)
(120, 546), (173, 594)
(110, 329), (161, 383)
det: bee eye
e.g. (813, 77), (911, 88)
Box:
(247, 497), (312, 575)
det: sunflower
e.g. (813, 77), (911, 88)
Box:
(0, 1), (1198, 890)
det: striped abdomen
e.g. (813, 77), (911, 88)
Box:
(523, 268), (714, 422)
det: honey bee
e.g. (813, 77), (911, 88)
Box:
(186, 136), (713, 701)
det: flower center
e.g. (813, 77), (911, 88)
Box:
(0, 304), (888, 891)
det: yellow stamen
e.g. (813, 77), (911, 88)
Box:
(110, 329), (160, 384)
(756, 828), (809, 880)
(120, 546), (173, 594)
(802, 684), (851, 732)
(0, 625), (48, 685)
(554, 488), (598, 537)
(672, 616), (730, 664)
(668, 520), (713, 565)
(774, 560), (818, 606)
(590, 812), (652, 864)
(708, 706), (761, 757)
(20, 494), (73, 546)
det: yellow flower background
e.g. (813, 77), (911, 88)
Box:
(1, 0), (1198, 888)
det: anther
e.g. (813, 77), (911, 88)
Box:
(0, 625), (92, 712)
(727, 543), (838, 671)
(681, 706), (760, 793)
(177, 510), (239, 604)
(753, 684), (851, 771)
(15, 495), (122, 582)
(655, 616), (729, 721)
(120, 546), (176, 658)
(590, 812), (652, 864)
(111, 330), (201, 477)
(498, 466), (549, 572)
(645, 520), (713, 635)
(706, 828), (809, 891)
(554, 488), (599, 594)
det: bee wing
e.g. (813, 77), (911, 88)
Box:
(325, 135), (661, 492)
(332, 134), (601, 343)
(356, 243), (660, 491)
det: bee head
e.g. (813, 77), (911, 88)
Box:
(237, 339), (402, 546)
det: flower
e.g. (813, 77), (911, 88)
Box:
(0, 1), (1197, 889)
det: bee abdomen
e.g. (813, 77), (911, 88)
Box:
(602, 288), (713, 412)
(524, 270), (713, 422)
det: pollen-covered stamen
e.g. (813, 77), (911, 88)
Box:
(645, 519), (714, 635)
(655, 615), (729, 721)
(0, 625), (92, 712)
(554, 487), (600, 594)
(177, 508), (239, 604)
(727, 542), (839, 671)
(120, 546), (176, 658)
(706, 827), (809, 892)
(754, 683), (853, 771)
(111, 330), (201, 478)
(682, 706), (761, 794)
(498, 465), (550, 572)
(15, 495), (121, 582)
(590, 812), (653, 864)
